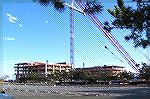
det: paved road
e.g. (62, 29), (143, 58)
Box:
(1, 84), (150, 99)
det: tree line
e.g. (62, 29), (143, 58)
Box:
(18, 64), (150, 85)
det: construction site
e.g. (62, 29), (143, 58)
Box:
(2, 1), (150, 99)
(12, 0), (149, 84)
(14, 60), (127, 84)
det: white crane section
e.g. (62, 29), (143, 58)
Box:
(64, 3), (86, 15)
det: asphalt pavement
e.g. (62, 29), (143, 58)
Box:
(1, 84), (150, 99)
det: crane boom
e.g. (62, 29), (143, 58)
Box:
(76, 3), (140, 72)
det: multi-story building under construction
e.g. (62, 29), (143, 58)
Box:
(14, 61), (72, 82)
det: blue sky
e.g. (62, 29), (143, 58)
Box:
(2, 1), (149, 79)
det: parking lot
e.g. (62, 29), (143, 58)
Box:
(1, 84), (150, 99)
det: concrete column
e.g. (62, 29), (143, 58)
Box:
(53, 65), (55, 73)
(16, 65), (19, 82)
(45, 60), (48, 77)
(60, 65), (61, 72)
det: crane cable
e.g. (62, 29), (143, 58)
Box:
(90, 14), (139, 72)
(76, 3), (135, 68)
(89, 13), (139, 72)
(76, 3), (139, 72)
(84, 14), (125, 64)
(84, 3), (141, 70)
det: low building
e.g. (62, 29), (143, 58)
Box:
(76, 65), (125, 80)
(101, 65), (124, 75)
(14, 61), (72, 82)
(79, 65), (124, 73)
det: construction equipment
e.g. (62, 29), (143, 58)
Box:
(65, 2), (140, 72)
(64, 1), (86, 68)
(76, 3), (140, 72)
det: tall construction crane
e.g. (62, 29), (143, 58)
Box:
(64, 1), (85, 68)
(65, 1), (140, 72)
(69, 1), (75, 69)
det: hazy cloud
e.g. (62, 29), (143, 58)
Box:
(6, 13), (23, 28)
(4, 37), (15, 41)
(6, 13), (18, 23)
